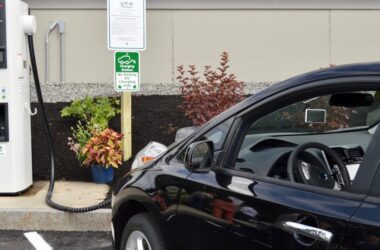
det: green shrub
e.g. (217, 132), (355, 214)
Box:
(61, 97), (120, 164)
(61, 97), (120, 131)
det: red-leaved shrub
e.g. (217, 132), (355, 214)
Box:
(177, 52), (245, 125)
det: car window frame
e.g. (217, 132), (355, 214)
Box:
(363, 125), (380, 200)
(195, 117), (234, 151)
(167, 116), (237, 165)
(217, 77), (380, 201)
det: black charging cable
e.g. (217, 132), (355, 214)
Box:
(28, 35), (111, 213)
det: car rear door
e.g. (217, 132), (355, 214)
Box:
(342, 195), (380, 249)
(340, 145), (380, 249)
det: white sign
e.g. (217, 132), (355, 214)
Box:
(107, 0), (146, 51)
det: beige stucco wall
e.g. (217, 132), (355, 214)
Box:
(30, 9), (380, 85)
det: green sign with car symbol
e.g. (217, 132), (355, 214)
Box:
(114, 51), (140, 92)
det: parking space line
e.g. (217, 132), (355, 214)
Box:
(24, 232), (53, 250)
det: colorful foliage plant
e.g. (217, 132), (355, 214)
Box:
(81, 128), (123, 169)
(177, 52), (245, 126)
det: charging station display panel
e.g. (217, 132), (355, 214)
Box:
(0, 0), (6, 68)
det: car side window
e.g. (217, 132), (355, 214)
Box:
(230, 91), (379, 194)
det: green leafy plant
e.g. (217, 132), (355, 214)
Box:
(67, 121), (92, 162)
(62, 97), (121, 165)
(177, 52), (245, 126)
(82, 128), (123, 169)
(61, 97), (120, 132)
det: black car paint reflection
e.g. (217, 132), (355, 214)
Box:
(112, 62), (380, 250)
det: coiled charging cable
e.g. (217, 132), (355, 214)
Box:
(28, 35), (111, 213)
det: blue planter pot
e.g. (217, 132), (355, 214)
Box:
(91, 165), (114, 184)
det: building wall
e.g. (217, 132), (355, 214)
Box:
(29, 8), (380, 100)
(26, 2), (380, 176)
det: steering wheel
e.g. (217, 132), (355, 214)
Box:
(287, 142), (351, 191)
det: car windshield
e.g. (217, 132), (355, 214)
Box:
(249, 91), (380, 135)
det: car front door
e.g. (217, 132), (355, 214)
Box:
(179, 85), (380, 249)
(185, 169), (366, 249)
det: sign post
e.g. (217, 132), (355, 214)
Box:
(108, 0), (146, 162)
(114, 51), (140, 161)
(121, 92), (132, 161)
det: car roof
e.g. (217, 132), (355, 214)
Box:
(278, 61), (380, 88)
(203, 62), (380, 130)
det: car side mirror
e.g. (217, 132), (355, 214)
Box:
(184, 140), (214, 172)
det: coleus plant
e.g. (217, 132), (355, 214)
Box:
(82, 128), (123, 169)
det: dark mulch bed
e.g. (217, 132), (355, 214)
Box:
(31, 95), (192, 183)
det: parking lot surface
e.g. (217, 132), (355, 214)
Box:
(0, 230), (113, 249)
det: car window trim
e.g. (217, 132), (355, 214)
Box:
(215, 167), (366, 202)
(238, 77), (380, 118)
(364, 135), (380, 198)
(167, 116), (237, 165)
(220, 77), (380, 198)
(195, 117), (235, 151)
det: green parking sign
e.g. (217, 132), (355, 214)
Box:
(114, 51), (140, 92)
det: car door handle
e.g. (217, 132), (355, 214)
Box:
(283, 221), (333, 243)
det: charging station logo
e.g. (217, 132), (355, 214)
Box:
(114, 52), (140, 92)
(117, 55), (137, 70)
(120, 0), (133, 8)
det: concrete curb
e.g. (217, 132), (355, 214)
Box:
(0, 208), (111, 232)
(0, 181), (111, 231)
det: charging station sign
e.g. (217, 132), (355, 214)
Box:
(107, 0), (146, 51)
(114, 51), (140, 92)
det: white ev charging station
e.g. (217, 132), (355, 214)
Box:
(0, 0), (109, 212)
(0, 0), (36, 193)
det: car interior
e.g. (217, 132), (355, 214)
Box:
(235, 91), (380, 192)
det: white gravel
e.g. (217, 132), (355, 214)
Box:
(30, 81), (278, 103)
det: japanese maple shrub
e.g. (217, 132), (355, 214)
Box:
(177, 52), (245, 126)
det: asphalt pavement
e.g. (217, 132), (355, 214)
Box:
(0, 230), (113, 249)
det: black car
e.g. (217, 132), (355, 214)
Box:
(112, 62), (380, 250)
